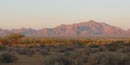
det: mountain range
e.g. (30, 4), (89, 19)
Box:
(0, 20), (130, 38)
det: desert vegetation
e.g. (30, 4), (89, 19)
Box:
(0, 33), (130, 65)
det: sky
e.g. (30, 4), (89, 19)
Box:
(0, 0), (130, 30)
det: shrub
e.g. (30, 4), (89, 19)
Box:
(38, 49), (49, 55)
(64, 51), (81, 59)
(0, 52), (17, 63)
(87, 51), (130, 65)
(0, 45), (7, 51)
(43, 53), (72, 65)
(74, 41), (85, 48)
(87, 44), (100, 48)
(16, 48), (35, 56)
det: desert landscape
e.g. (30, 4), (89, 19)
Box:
(0, 0), (130, 65)
(0, 23), (130, 65)
(1, 36), (130, 65)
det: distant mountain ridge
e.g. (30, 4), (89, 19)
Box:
(0, 20), (130, 37)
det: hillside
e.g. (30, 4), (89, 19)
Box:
(0, 20), (130, 37)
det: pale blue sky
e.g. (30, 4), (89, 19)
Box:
(0, 0), (130, 30)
